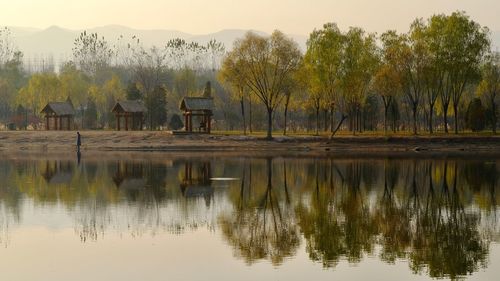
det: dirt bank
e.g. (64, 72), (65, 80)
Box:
(0, 131), (499, 156)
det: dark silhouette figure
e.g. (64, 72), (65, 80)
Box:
(76, 131), (81, 152)
(77, 151), (81, 165)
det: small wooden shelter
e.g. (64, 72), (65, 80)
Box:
(111, 100), (146, 131)
(41, 101), (76, 130)
(179, 97), (214, 133)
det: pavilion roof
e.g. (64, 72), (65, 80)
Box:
(112, 100), (147, 113)
(180, 97), (214, 111)
(40, 101), (76, 116)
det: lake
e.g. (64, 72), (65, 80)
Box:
(0, 153), (498, 281)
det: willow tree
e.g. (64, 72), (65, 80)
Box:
(220, 31), (302, 139)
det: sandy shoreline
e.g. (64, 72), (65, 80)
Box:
(0, 131), (499, 156)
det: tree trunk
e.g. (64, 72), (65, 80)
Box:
(453, 104), (459, 134)
(240, 97), (246, 135)
(329, 114), (347, 139)
(249, 98), (253, 133)
(315, 106), (320, 136)
(392, 113), (396, 133)
(384, 106), (388, 133)
(492, 100), (497, 134)
(428, 105), (434, 134)
(351, 108), (356, 135)
(330, 105), (335, 132)
(442, 103), (449, 133)
(412, 105), (418, 135)
(283, 93), (291, 135)
(283, 104), (289, 135)
(266, 107), (273, 139)
(324, 109), (328, 132)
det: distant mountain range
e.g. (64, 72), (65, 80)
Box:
(5, 25), (500, 68)
(6, 25), (308, 66)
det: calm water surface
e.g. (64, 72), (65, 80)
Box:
(0, 153), (498, 281)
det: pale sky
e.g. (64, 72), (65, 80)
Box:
(1, 0), (499, 34)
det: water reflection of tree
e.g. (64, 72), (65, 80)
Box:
(219, 158), (300, 265)
(0, 155), (498, 278)
(373, 160), (411, 263)
(407, 161), (489, 279)
(296, 160), (378, 267)
(294, 158), (494, 279)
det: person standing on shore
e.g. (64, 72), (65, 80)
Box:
(77, 131), (81, 152)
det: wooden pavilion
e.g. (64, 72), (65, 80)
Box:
(111, 100), (146, 131)
(179, 97), (214, 133)
(41, 101), (76, 130)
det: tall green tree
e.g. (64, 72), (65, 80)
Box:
(440, 12), (490, 134)
(372, 62), (401, 133)
(303, 23), (345, 134)
(422, 16), (446, 134)
(221, 31), (302, 139)
(218, 53), (249, 134)
(145, 85), (168, 130)
(477, 52), (500, 133)
(0, 27), (25, 121)
(340, 27), (379, 134)
(400, 21), (427, 135)
(126, 81), (142, 101)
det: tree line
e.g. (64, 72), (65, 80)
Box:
(220, 11), (497, 138)
(0, 11), (498, 136)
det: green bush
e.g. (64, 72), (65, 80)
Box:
(466, 98), (486, 132)
(168, 113), (184, 130)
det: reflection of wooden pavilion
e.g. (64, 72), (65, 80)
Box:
(180, 161), (213, 206)
(41, 101), (76, 130)
(179, 97), (214, 133)
(111, 100), (146, 131)
(42, 160), (74, 185)
(112, 161), (145, 188)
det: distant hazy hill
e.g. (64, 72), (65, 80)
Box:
(492, 30), (500, 51)
(7, 25), (307, 66)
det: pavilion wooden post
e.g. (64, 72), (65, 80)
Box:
(54, 116), (58, 131)
(140, 113), (143, 130)
(46, 116), (50, 130)
(125, 113), (129, 131)
(67, 116), (70, 130)
(117, 113), (121, 131)
(188, 113), (193, 132)
(207, 114), (211, 133)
